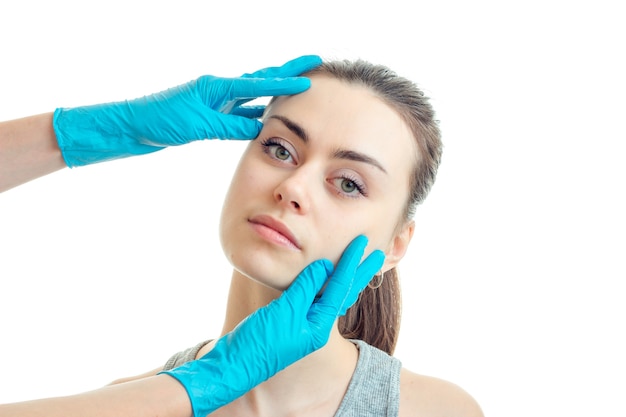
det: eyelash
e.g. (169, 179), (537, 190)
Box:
(260, 137), (294, 162)
(259, 137), (368, 198)
(334, 173), (368, 198)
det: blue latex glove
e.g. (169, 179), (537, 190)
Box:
(160, 235), (384, 417)
(53, 55), (322, 167)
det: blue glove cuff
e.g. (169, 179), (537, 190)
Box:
(53, 107), (163, 168)
(158, 343), (257, 417)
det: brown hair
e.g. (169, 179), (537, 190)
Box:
(306, 60), (443, 355)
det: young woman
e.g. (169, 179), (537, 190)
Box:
(0, 57), (483, 416)
(123, 60), (484, 416)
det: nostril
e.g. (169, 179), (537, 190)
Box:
(292, 201), (300, 209)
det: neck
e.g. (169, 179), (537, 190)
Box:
(214, 269), (359, 417)
(220, 269), (282, 335)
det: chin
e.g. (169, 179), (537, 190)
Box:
(238, 266), (294, 292)
(227, 248), (301, 292)
(222, 231), (312, 288)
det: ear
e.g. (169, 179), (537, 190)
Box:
(382, 220), (415, 272)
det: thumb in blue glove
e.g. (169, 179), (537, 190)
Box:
(160, 235), (384, 417)
(53, 55), (323, 167)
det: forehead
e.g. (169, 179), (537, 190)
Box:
(264, 75), (417, 173)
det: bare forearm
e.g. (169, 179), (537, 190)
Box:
(0, 113), (67, 192)
(108, 366), (164, 385)
(0, 375), (192, 417)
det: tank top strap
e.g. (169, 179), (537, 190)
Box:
(334, 339), (402, 417)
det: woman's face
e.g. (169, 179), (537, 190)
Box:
(219, 75), (417, 290)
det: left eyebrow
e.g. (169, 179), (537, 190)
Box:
(333, 149), (388, 174)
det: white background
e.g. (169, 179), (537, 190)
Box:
(1, 1), (624, 415)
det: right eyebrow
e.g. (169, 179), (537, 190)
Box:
(267, 115), (309, 144)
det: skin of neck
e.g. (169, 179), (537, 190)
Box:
(214, 269), (360, 416)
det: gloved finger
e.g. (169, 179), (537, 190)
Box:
(218, 97), (254, 115)
(230, 104), (266, 119)
(207, 113), (263, 140)
(219, 96), (255, 113)
(338, 249), (385, 316)
(311, 235), (369, 317)
(242, 55), (323, 79)
(226, 77), (312, 101)
(195, 76), (310, 114)
(282, 259), (334, 308)
(332, 235), (369, 278)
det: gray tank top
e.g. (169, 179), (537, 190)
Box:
(163, 339), (401, 417)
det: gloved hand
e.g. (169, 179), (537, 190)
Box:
(160, 235), (384, 417)
(53, 55), (322, 167)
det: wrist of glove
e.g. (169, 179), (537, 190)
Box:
(53, 55), (322, 167)
(53, 103), (164, 167)
(159, 235), (384, 416)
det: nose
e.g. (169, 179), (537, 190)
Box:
(273, 171), (311, 214)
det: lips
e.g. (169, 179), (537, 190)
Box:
(248, 215), (301, 250)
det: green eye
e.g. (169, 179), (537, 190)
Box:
(341, 179), (357, 193)
(274, 146), (291, 160)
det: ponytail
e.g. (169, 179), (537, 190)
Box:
(338, 267), (402, 355)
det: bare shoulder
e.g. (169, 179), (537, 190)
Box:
(399, 368), (484, 417)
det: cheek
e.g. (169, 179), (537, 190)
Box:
(312, 211), (383, 265)
(224, 159), (270, 205)
(219, 159), (260, 242)
(322, 201), (404, 263)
